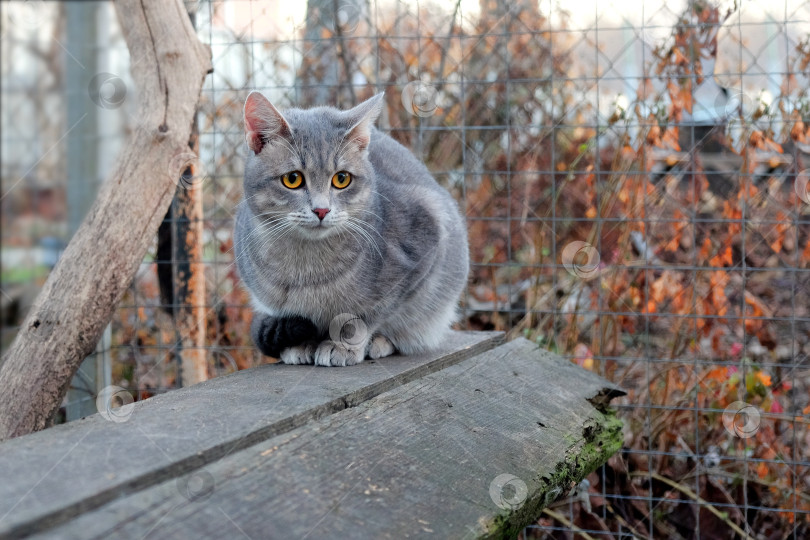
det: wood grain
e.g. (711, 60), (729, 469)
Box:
(7, 337), (624, 539)
(0, 332), (502, 539)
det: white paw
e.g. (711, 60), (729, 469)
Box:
(279, 343), (315, 365)
(367, 335), (395, 359)
(314, 340), (365, 367)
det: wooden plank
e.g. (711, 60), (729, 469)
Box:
(33, 338), (624, 539)
(0, 331), (502, 539)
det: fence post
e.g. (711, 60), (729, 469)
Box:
(64, 2), (110, 420)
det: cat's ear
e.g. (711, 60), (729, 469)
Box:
(344, 93), (385, 153)
(244, 91), (292, 154)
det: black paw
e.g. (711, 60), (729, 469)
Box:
(251, 314), (319, 358)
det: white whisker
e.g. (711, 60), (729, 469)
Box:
(234, 218), (291, 263)
(369, 189), (392, 204)
(348, 216), (386, 244)
(353, 208), (383, 222)
(344, 219), (383, 260)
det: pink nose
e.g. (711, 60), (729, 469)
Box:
(312, 207), (330, 221)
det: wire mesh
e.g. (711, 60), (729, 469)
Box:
(1, 0), (810, 537)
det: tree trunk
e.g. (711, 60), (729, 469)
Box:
(296, 0), (367, 107)
(157, 5), (208, 388)
(171, 127), (208, 387)
(0, 0), (212, 441)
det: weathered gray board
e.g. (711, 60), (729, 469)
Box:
(3, 337), (624, 539)
(0, 332), (502, 539)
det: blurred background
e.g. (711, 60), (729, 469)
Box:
(2, 0), (810, 537)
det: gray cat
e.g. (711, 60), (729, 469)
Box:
(234, 91), (469, 367)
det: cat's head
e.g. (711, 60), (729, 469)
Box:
(242, 92), (384, 240)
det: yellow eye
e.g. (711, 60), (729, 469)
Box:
(332, 171), (351, 189)
(281, 171), (304, 189)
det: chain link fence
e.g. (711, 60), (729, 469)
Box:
(2, 0), (810, 536)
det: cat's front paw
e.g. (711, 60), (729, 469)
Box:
(313, 341), (365, 367)
(367, 334), (395, 359)
(279, 343), (316, 365)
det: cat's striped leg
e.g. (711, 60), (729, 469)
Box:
(251, 312), (319, 359)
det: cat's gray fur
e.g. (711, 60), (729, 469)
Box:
(234, 92), (469, 366)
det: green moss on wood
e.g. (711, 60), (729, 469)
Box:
(484, 406), (624, 539)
